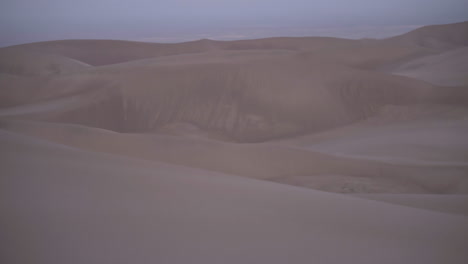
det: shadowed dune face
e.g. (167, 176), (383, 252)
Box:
(2, 54), (467, 142)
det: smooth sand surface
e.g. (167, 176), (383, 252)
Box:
(2, 131), (468, 264)
(352, 194), (468, 216)
(1, 119), (467, 194)
(391, 47), (468, 86)
(1, 21), (468, 263)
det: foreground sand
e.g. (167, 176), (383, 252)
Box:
(1, 21), (468, 263)
(2, 131), (468, 263)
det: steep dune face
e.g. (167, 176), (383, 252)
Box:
(3, 54), (465, 142)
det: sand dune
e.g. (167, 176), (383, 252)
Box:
(282, 106), (468, 162)
(2, 119), (467, 194)
(0, 50), (90, 76)
(0, 39), (221, 66)
(391, 47), (468, 86)
(1, 21), (468, 263)
(0, 37), (360, 66)
(1, 35), (433, 69)
(2, 53), (467, 142)
(387, 21), (468, 49)
(2, 130), (468, 264)
(353, 194), (468, 216)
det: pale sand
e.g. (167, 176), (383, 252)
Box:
(1, 21), (468, 263)
(1, 131), (468, 264)
(391, 47), (468, 86)
(1, 119), (468, 194)
(352, 194), (468, 216)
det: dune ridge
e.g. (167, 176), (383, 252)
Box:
(2, 54), (467, 141)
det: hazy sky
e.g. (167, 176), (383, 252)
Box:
(1, 0), (467, 46)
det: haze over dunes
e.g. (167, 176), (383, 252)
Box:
(1, 21), (468, 263)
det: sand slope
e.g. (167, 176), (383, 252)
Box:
(2, 118), (468, 194)
(387, 21), (468, 49)
(1, 21), (468, 263)
(353, 194), (468, 216)
(391, 47), (468, 86)
(2, 130), (468, 264)
(0, 50), (90, 76)
(3, 53), (467, 142)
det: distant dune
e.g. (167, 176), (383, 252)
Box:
(387, 21), (468, 49)
(391, 47), (468, 86)
(2, 53), (467, 141)
(1, 21), (468, 264)
(0, 50), (90, 76)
